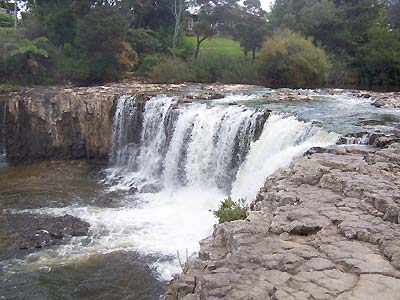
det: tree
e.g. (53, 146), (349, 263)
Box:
(7, 37), (49, 80)
(64, 5), (131, 84)
(170, 0), (184, 60)
(356, 25), (400, 86)
(193, 20), (216, 59)
(234, 15), (267, 61)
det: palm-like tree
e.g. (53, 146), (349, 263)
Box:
(9, 37), (48, 75)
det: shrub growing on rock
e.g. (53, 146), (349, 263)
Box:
(213, 197), (248, 224)
(259, 29), (331, 88)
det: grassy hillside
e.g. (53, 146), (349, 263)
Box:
(185, 36), (243, 58)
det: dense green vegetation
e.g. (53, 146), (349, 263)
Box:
(0, 0), (399, 88)
(259, 30), (331, 87)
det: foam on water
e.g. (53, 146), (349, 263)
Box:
(2, 94), (339, 280)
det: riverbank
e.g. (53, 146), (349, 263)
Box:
(167, 140), (400, 300)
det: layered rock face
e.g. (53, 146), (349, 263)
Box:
(3, 81), (182, 162)
(167, 143), (400, 300)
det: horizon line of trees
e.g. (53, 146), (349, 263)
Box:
(0, 0), (399, 89)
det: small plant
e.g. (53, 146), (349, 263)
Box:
(212, 197), (248, 224)
(177, 249), (190, 274)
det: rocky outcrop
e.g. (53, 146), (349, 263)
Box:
(167, 143), (400, 300)
(371, 93), (400, 109)
(0, 213), (89, 260)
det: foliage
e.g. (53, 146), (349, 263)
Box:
(259, 29), (331, 87)
(212, 197), (248, 224)
(126, 28), (162, 59)
(1, 0), (399, 88)
(0, 12), (13, 27)
(3, 36), (52, 83)
(150, 55), (258, 84)
(267, 0), (400, 88)
(356, 26), (400, 86)
(150, 58), (190, 83)
(136, 54), (163, 76)
(62, 5), (131, 84)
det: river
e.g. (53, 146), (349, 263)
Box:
(0, 88), (399, 299)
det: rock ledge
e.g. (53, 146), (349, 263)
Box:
(167, 143), (400, 300)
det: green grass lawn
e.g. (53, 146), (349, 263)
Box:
(185, 36), (243, 58)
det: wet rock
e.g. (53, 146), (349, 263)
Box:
(372, 95), (400, 109)
(140, 183), (162, 193)
(0, 213), (89, 260)
(186, 92), (225, 100)
(337, 130), (400, 147)
(167, 143), (400, 299)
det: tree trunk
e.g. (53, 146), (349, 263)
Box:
(252, 49), (256, 62)
(195, 35), (201, 59)
(171, 0), (182, 61)
(244, 49), (248, 61)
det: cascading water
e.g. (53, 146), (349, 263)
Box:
(108, 95), (269, 193)
(2, 93), (338, 281)
(0, 101), (7, 167)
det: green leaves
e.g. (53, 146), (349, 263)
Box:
(259, 29), (331, 87)
(9, 37), (49, 58)
(212, 196), (248, 224)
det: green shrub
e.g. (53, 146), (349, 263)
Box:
(221, 60), (259, 84)
(150, 58), (191, 83)
(213, 197), (248, 224)
(148, 55), (259, 84)
(126, 28), (162, 59)
(259, 29), (331, 88)
(136, 54), (163, 76)
(0, 13), (13, 28)
(190, 55), (229, 82)
(175, 36), (195, 61)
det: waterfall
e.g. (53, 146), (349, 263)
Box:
(108, 95), (269, 193)
(108, 95), (337, 197)
(0, 101), (7, 166)
(9, 94), (337, 281)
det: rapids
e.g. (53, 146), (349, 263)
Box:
(1, 88), (400, 299)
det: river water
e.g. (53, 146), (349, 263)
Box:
(1, 88), (399, 299)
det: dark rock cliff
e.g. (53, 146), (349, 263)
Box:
(2, 81), (177, 163)
(5, 88), (118, 162)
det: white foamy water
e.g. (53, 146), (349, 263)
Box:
(3, 94), (338, 280)
(231, 115), (338, 200)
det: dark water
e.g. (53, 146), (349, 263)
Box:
(0, 161), (165, 300)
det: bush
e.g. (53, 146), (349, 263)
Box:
(213, 197), (248, 224)
(0, 13), (13, 28)
(150, 58), (191, 83)
(259, 29), (331, 88)
(126, 28), (162, 59)
(221, 60), (259, 84)
(149, 55), (259, 84)
(63, 6), (130, 85)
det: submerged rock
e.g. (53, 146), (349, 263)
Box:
(167, 143), (400, 300)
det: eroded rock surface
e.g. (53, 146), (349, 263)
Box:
(167, 143), (400, 300)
